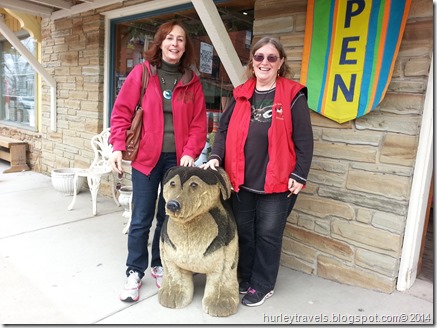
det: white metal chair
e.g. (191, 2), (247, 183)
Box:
(68, 128), (120, 215)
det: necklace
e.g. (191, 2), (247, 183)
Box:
(254, 85), (276, 109)
(256, 79), (276, 92)
(161, 77), (178, 100)
(255, 80), (276, 108)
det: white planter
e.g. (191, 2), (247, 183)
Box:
(118, 186), (133, 219)
(51, 168), (86, 196)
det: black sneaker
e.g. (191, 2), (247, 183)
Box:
(241, 288), (274, 307)
(239, 281), (250, 295)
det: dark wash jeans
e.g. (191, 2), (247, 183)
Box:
(126, 152), (177, 278)
(232, 188), (298, 293)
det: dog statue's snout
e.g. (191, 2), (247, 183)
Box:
(166, 200), (181, 212)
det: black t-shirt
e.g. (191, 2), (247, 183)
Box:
(243, 88), (275, 193)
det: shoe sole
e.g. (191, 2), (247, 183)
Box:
(120, 282), (141, 302)
(242, 290), (274, 307)
(120, 295), (139, 302)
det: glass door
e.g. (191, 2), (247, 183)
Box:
(108, 0), (254, 131)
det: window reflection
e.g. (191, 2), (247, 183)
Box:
(0, 35), (37, 128)
(110, 2), (254, 134)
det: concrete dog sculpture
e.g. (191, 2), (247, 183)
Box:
(159, 166), (239, 317)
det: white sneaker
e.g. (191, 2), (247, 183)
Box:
(120, 270), (141, 302)
(151, 266), (163, 288)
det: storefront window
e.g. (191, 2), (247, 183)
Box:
(109, 1), (254, 134)
(0, 35), (37, 129)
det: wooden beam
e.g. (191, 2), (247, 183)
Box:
(191, 0), (245, 87)
(51, 0), (123, 20)
(0, 0), (52, 18)
(30, 0), (72, 10)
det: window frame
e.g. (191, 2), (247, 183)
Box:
(0, 33), (38, 131)
(102, 0), (248, 128)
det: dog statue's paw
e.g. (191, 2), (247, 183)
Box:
(158, 286), (193, 309)
(202, 292), (239, 317)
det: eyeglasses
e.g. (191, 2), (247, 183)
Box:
(253, 54), (280, 63)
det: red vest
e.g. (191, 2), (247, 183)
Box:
(225, 77), (306, 193)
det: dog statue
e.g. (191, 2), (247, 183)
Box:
(159, 166), (239, 317)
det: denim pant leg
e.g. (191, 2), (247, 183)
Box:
(233, 188), (298, 293)
(126, 153), (176, 277)
(126, 167), (160, 278)
(232, 190), (257, 283)
(150, 153), (177, 267)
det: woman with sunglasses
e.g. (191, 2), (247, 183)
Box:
(202, 37), (313, 307)
(109, 20), (207, 302)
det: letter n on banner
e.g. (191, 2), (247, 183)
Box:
(300, 0), (411, 124)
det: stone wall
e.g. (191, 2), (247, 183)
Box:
(1, 1), (135, 185)
(39, 11), (106, 174)
(0, 10), (107, 174)
(253, 0), (433, 292)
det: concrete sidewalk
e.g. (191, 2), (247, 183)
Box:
(0, 160), (433, 325)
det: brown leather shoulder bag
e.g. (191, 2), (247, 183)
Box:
(122, 64), (148, 161)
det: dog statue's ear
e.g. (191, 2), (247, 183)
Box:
(215, 168), (232, 200)
(163, 166), (178, 185)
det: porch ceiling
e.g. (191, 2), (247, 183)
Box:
(1, 0), (255, 21)
(0, 0), (123, 19)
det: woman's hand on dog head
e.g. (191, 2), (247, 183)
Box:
(180, 155), (195, 167)
(200, 159), (219, 171)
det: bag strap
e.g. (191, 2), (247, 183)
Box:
(137, 63), (148, 108)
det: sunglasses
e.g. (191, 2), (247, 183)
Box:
(253, 54), (280, 63)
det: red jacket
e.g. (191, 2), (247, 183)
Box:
(225, 77), (305, 193)
(110, 61), (207, 175)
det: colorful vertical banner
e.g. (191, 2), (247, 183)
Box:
(300, 0), (411, 124)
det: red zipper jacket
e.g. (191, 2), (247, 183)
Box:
(110, 61), (207, 175)
(225, 77), (306, 192)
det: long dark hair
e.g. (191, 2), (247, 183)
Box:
(144, 19), (195, 74)
(244, 36), (292, 80)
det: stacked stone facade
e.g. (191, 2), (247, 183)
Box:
(39, 11), (106, 172)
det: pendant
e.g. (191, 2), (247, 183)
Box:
(163, 89), (172, 100)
